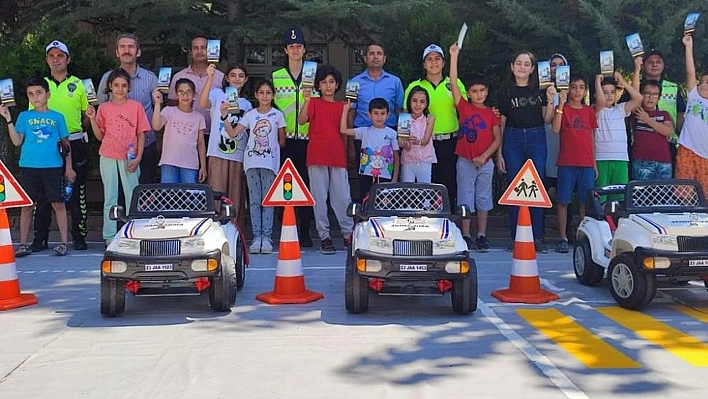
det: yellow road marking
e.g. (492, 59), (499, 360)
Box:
(517, 308), (640, 369)
(598, 307), (708, 367)
(672, 306), (708, 324)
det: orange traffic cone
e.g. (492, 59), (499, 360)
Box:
(0, 208), (38, 311)
(492, 205), (558, 304)
(256, 206), (323, 304)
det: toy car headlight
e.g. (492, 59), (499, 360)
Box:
(435, 240), (456, 249)
(183, 238), (205, 249)
(652, 235), (677, 246)
(117, 238), (140, 249)
(370, 238), (391, 248)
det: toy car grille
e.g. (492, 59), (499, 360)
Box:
(393, 240), (433, 256)
(630, 184), (701, 208)
(136, 188), (209, 213)
(677, 235), (708, 252)
(373, 187), (444, 212)
(140, 240), (181, 256)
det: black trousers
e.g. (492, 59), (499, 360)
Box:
(432, 136), (458, 208)
(281, 138), (313, 224)
(33, 138), (88, 242)
(139, 141), (158, 184)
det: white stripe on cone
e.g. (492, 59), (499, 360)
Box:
(0, 229), (11, 245)
(510, 259), (540, 277)
(0, 263), (19, 281)
(280, 225), (298, 242)
(515, 226), (534, 243)
(276, 258), (304, 277)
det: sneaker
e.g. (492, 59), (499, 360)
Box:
(476, 235), (490, 253)
(15, 244), (32, 257)
(462, 235), (474, 250)
(320, 237), (336, 255)
(506, 240), (514, 252)
(261, 239), (273, 254)
(555, 239), (569, 254)
(29, 239), (48, 252)
(73, 237), (88, 251)
(53, 243), (68, 256)
(534, 238), (548, 254)
(249, 238), (262, 254)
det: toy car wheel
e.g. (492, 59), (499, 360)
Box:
(234, 237), (246, 290)
(608, 253), (657, 310)
(100, 276), (125, 317)
(209, 255), (237, 311)
(573, 237), (605, 286)
(451, 260), (478, 315)
(345, 255), (369, 314)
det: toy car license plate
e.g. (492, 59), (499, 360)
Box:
(400, 264), (427, 271)
(689, 260), (708, 267)
(145, 264), (173, 271)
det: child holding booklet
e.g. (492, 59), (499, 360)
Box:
(676, 34), (708, 197)
(399, 86), (436, 183)
(152, 78), (207, 184)
(298, 65), (353, 254)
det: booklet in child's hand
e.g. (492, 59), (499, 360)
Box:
(556, 65), (570, 90)
(302, 61), (317, 88)
(685, 13), (701, 35)
(345, 80), (360, 101)
(397, 112), (412, 138)
(82, 78), (98, 105)
(538, 61), (552, 89)
(207, 39), (221, 63)
(457, 22), (468, 50)
(0, 78), (15, 107)
(625, 32), (644, 58)
(157, 67), (172, 93)
(600, 51), (614, 76)
(225, 86), (239, 113)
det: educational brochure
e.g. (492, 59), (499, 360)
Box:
(0, 78), (15, 107)
(207, 39), (221, 63)
(685, 13), (701, 35)
(345, 80), (360, 101)
(301, 61), (317, 88)
(555, 65), (570, 90)
(82, 78), (98, 105)
(625, 32), (644, 58)
(538, 61), (552, 89)
(225, 86), (239, 112)
(157, 67), (172, 93)
(397, 112), (412, 138)
(457, 22), (468, 50)
(600, 51), (614, 76)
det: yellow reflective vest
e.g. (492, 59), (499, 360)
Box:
(272, 67), (309, 139)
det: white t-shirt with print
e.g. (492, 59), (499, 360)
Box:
(595, 102), (630, 161)
(354, 126), (400, 180)
(679, 87), (708, 159)
(207, 88), (253, 162)
(238, 108), (286, 173)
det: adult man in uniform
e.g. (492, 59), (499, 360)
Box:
(31, 40), (89, 251)
(272, 27), (314, 247)
(97, 33), (158, 183)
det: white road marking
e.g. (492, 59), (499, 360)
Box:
(541, 278), (566, 292)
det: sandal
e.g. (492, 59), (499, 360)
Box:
(53, 243), (68, 256)
(15, 244), (32, 257)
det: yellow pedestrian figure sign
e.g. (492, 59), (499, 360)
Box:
(498, 159), (552, 208)
(262, 158), (315, 207)
(0, 160), (32, 209)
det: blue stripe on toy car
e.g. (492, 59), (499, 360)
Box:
(123, 221), (134, 238)
(636, 215), (666, 234)
(190, 218), (210, 236)
(370, 219), (384, 238)
(440, 219), (449, 239)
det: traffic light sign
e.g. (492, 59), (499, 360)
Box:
(0, 175), (5, 202)
(283, 173), (293, 200)
(262, 158), (315, 207)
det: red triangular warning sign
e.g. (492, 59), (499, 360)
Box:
(498, 159), (551, 208)
(0, 160), (33, 209)
(262, 158), (315, 207)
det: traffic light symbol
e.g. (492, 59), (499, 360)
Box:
(283, 173), (293, 200)
(0, 175), (5, 202)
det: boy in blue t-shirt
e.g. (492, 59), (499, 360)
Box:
(0, 77), (75, 257)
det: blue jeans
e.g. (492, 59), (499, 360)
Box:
(246, 168), (276, 239)
(160, 164), (198, 184)
(632, 160), (672, 180)
(502, 126), (547, 239)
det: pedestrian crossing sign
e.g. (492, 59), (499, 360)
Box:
(498, 159), (552, 208)
(262, 158), (315, 207)
(0, 160), (32, 209)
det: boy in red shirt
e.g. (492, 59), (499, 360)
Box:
(449, 42), (501, 252)
(552, 76), (599, 253)
(298, 65), (353, 254)
(631, 80), (674, 180)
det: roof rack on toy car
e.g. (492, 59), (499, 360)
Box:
(360, 183), (452, 218)
(624, 179), (708, 214)
(128, 184), (218, 219)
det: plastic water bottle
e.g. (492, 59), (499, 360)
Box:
(63, 179), (74, 202)
(127, 143), (136, 161)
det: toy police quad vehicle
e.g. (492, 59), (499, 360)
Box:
(100, 184), (248, 317)
(575, 179), (708, 310)
(346, 183), (477, 314)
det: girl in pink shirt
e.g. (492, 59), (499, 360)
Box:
(86, 68), (150, 242)
(399, 86), (436, 182)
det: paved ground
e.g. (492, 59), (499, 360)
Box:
(2, 241), (708, 398)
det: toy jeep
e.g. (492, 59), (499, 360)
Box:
(575, 179), (708, 309)
(100, 184), (248, 317)
(345, 183), (477, 314)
